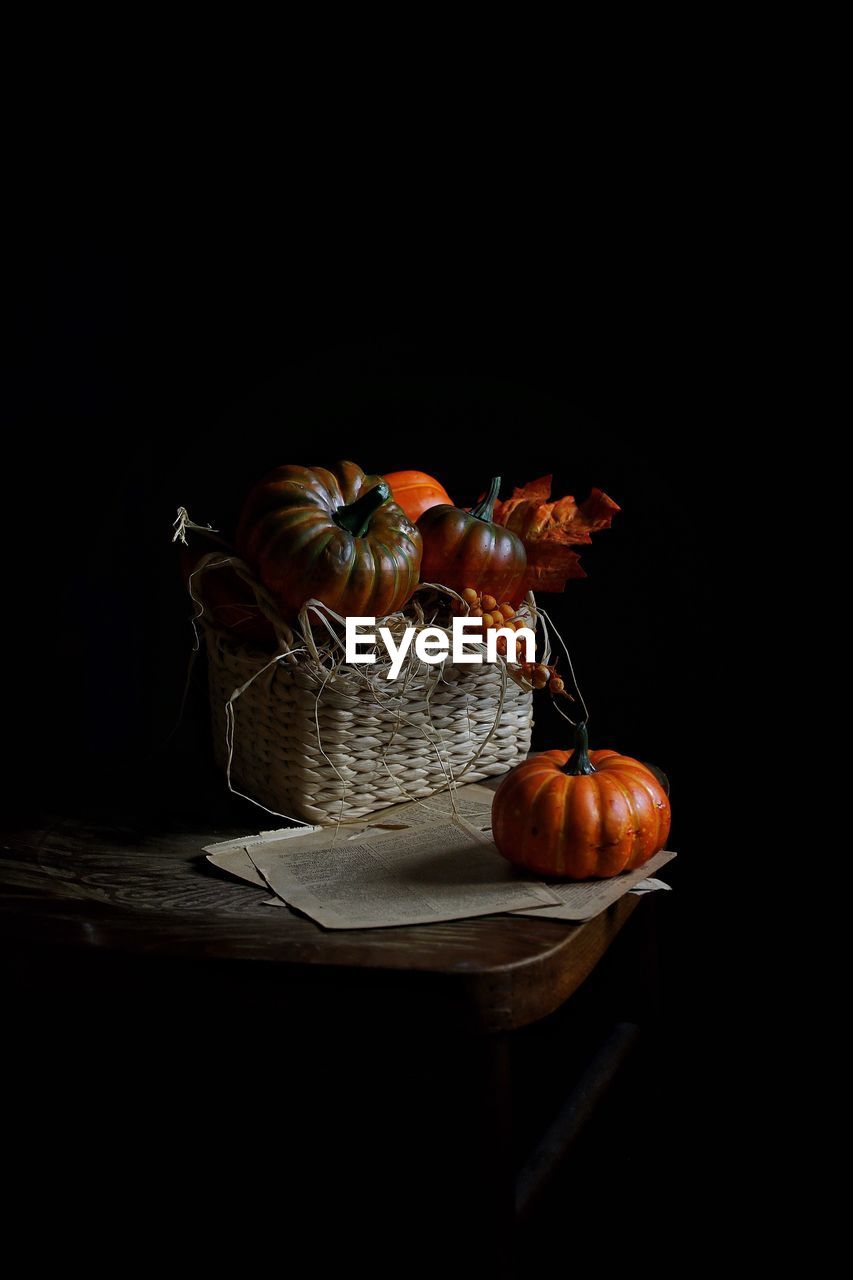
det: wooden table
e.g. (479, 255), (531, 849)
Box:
(1, 804), (665, 1274)
(0, 812), (641, 1032)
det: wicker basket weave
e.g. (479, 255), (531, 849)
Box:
(180, 536), (536, 824)
(204, 623), (533, 824)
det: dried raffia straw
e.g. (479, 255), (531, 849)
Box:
(207, 586), (533, 825)
(535, 603), (587, 726)
(178, 510), (536, 826)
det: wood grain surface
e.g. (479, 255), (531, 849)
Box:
(0, 810), (640, 1033)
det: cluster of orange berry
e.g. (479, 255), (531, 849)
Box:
(517, 661), (571, 698)
(453, 587), (530, 655)
(451, 590), (572, 700)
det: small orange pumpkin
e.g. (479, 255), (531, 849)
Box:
(492, 723), (671, 879)
(417, 476), (527, 601)
(383, 470), (453, 522)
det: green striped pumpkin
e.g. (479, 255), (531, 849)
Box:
(237, 460), (422, 621)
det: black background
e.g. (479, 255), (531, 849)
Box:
(3, 230), (733, 1264)
(5, 237), (716, 837)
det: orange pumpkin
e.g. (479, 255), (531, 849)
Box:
(383, 470), (452, 522)
(492, 723), (671, 879)
(237, 461), (422, 620)
(417, 476), (527, 600)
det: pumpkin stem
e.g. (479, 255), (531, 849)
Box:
(333, 480), (391, 538)
(470, 476), (502, 523)
(563, 720), (596, 775)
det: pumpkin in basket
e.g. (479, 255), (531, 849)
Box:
(417, 476), (527, 601)
(237, 460), (422, 619)
(492, 722), (671, 879)
(383, 470), (453, 522)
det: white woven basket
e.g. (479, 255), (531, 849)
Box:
(204, 623), (534, 824)
(183, 542), (537, 824)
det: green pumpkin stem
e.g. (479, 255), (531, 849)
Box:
(563, 720), (596, 775)
(470, 476), (502, 523)
(334, 480), (391, 537)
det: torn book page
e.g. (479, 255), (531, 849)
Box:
(203, 784), (497, 886)
(245, 821), (562, 930)
(510, 849), (677, 922)
(204, 823), (323, 858)
(629, 877), (672, 895)
(205, 823), (324, 887)
(352, 783), (495, 837)
(206, 845), (267, 888)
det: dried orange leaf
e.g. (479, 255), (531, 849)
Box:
(494, 478), (619, 594)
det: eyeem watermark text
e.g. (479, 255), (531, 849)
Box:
(346, 617), (536, 680)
